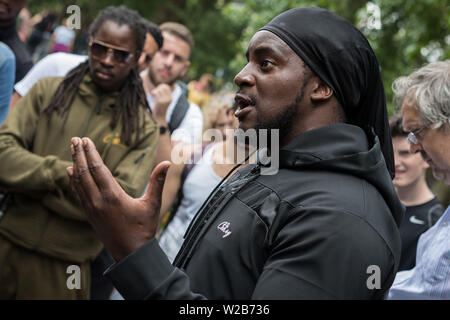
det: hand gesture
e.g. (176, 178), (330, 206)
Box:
(151, 84), (172, 123)
(67, 137), (171, 261)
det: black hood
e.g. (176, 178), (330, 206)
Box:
(278, 123), (404, 226)
(260, 7), (395, 179)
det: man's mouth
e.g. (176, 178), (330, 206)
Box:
(95, 70), (113, 80)
(234, 93), (255, 118)
(158, 69), (169, 77)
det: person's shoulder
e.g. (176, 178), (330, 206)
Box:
(258, 168), (368, 211)
(424, 197), (446, 226)
(44, 52), (87, 66)
(285, 202), (396, 251)
(32, 76), (65, 92)
(0, 41), (14, 57)
(38, 53), (87, 78)
(187, 101), (202, 115)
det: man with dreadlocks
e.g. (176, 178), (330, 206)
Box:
(0, 6), (158, 299)
(9, 17), (163, 109)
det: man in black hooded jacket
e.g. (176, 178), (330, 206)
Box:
(68, 7), (403, 299)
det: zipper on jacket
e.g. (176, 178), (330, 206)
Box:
(174, 164), (261, 269)
(129, 147), (151, 187)
(96, 95), (103, 114)
(81, 95), (103, 137)
(134, 147), (150, 164)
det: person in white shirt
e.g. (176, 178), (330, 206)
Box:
(50, 19), (76, 53)
(13, 52), (87, 98)
(388, 60), (450, 300)
(140, 22), (203, 165)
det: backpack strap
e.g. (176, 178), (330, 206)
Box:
(168, 81), (190, 133)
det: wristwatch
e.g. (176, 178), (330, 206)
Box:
(159, 125), (169, 135)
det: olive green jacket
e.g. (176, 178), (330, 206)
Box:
(0, 74), (159, 263)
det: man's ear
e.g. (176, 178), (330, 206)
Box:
(310, 77), (333, 102)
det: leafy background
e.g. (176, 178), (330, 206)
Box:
(28, 0), (449, 113)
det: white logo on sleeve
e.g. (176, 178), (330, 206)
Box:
(217, 221), (232, 238)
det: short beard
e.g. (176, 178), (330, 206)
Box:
(255, 84), (307, 143)
(148, 67), (178, 87)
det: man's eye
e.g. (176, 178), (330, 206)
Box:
(260, 60), (272, 69)
(175, 56), (185, 63)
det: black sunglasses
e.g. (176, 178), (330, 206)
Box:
(89, 40), (133, 64)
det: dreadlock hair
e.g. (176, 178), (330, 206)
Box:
(43, 6), (150, 146)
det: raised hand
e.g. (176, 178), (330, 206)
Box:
(151, 84), (173, 124)
(67, 137), (170, 261)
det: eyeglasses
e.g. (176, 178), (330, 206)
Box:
(89, 40), (133, 64)
(406, 122), (442, 145)
(406, 127), (426, 145)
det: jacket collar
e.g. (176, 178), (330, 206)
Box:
(278, 123), (403, 226)
(279, 123), (372, 168)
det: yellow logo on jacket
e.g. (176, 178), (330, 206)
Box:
(103, 132), (126, 148)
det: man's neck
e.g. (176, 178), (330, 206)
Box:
(396, 178), (435, 206)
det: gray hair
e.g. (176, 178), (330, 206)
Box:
(392, 60), (450, 129)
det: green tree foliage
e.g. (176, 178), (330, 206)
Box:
(28, 0), (449, 112)
(220, 0), (449, 112)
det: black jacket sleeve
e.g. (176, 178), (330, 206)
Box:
(104, 239), (206, 300)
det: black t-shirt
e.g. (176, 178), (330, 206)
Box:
(398, 197), (444, 271)
(0, 23), (33, 83)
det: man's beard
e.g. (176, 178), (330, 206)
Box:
(148, 67), (178, 87)
(255, 87), (306, 143)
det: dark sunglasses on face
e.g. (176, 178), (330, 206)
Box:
(89, 40), (133, 64)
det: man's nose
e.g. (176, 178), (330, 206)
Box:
(164, 53), (175, 67)
(100, 49), (115, 67)
(234, 64), (255, 88)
